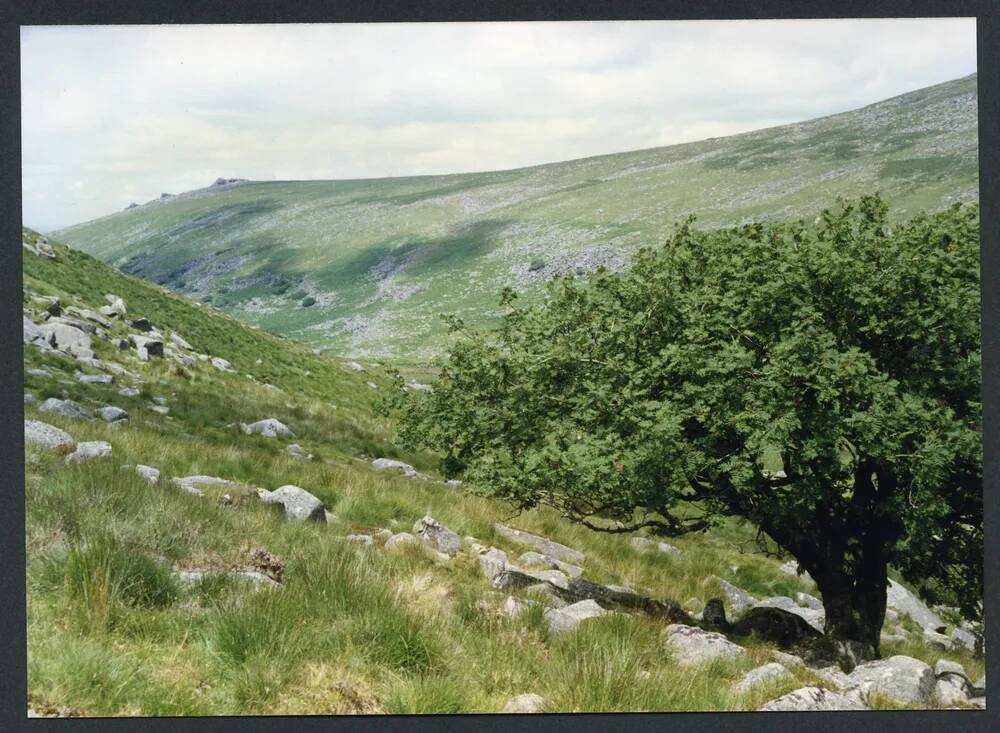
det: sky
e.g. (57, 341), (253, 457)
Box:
(21, 19), (976, 232)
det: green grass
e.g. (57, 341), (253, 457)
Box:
(50, 74), (978, 359)
(23, 226), (983, 715)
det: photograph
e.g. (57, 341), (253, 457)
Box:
(19, 17), (984, 716)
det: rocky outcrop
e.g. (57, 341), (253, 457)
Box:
(257, 485), (326, 522)
(24, 420), (75, 450)
(494, 524), (585, 565)
(665, 624), (746, 665)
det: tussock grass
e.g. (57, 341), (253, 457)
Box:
(24, 235), (983, 715)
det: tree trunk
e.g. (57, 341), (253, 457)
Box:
(815, 554), (888, 661)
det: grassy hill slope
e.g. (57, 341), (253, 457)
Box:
(53, 74), (979, 360)
(22, 230), (982, 715)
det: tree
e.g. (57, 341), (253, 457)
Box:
(393, 196), (982, 659)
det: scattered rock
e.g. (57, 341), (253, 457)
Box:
(23, 317), (49, 348)
(104, 294), (127, 315)
(933, 659), (973, 706)
(24, 393), (36, 404)
(131, 335), (164, 360)
(405, 382), (433, 393)
(731, 606), (823, 647)
(629, 536), (655, 549)
(771, 650), (806, 668)
(41, 321), (92, 358)
(176, 568), (278, 590)
(665, 624), (746, 665)
(65, 441), (112, 463)
(257, 485), (327, 522)
(384, 532), (418, 550)
(733, 662), (790, 693)
(759, 686), (866, 711)
(27, 368), (51, 378)
(372, 458), (417, 477)
(545, 599), (608, 633)
(501, 694), (546, 713)
(657, 542), (682, 556)
(778, 560), (814, 585)
(494, 524), (585, 565)
(704, 576), (757, 614)
(38, 398), (92, 420)
(24, 420), (75, 450)
(150, 405), (170, 415)
(242, 418), (295, 438)
(844, 655), (936, 706)
(98, 406), (128, 422)
(119, 387), (140, 397)
(134, 465), (160, 483)
(702, 598), (728, 628)
(517, 551), (584, 577)
(757, 597), (825, 633)
(413, 515), (461, 555)
(344, 360), (365, 371)
(923, 629), (950, 650)
(796, 592), (823, 611)
(128, 318), (152, 332)
(65, 306), (112, 329)
(886, 579), (945, 633)
(171, 475), (242, 497)
(524, 583), (569, 609)
(344, 534), (374, 545)
(477, 547), (510, 580)
(950, 626), (976, 653)
(286, 443), (312, 460)
(502, 595), (536, 618)
(170, 332), (193, 350)
(210, 357), (232, 371)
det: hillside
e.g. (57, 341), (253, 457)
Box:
(53, 74), (979, 360)
(22, 230), (984, 715)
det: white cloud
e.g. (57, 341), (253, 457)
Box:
(21, 19), (976, 231)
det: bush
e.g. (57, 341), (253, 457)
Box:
(300, 296), (316, 308)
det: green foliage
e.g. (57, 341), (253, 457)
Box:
(397, 196), (983, 628)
